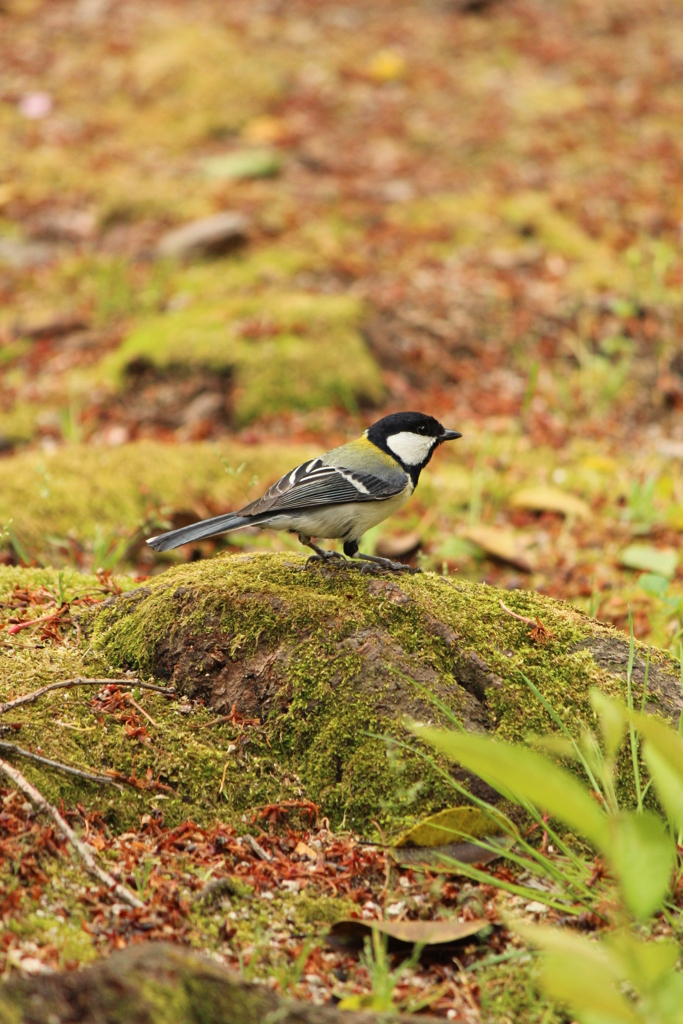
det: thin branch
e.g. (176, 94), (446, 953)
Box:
(0, 677), (172, 716)
(499, 600), (554, 641)
(0, 755), (144, 909)
(0, 740), (122, 787)
(124, 693), (159, 728)
(245, 834), (271, 862)
(499, 599), (537, 627)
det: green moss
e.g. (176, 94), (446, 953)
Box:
(0, 401), (41, 444)
(1, 555), (678, 836)
(0, 440), (309, 560)
(95, 292), (384, 424)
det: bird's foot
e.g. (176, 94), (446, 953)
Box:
(305, 551), (345, 568)
(356, 554), (422, 575)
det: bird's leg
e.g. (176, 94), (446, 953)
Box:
(342, 540), (421, 575)
(299, 535), (344, 568)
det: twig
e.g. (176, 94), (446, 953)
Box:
(0, 755), (144, 909)
(124, 693), (159, 728)
(499, 600), (537, 626)
(0, 677), (172, 716)
(0, 740), (121, 787)
(499, 600), (554, 642)
(245, 834), (272, 862)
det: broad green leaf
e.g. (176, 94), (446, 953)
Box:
(631, 711), (683, 831)
(619, 544), (678, 579)
(394, 806), (500, 848)
(590, 689), (627, 758)
(527, 734), (580, 760)
(605, 930), (679, 993)
(651, 972), (683, 1024)
(639, 573), (670, 597)
(513, 923), (638, 1024)
(201, 149), (282, 181)
(608, 811), (674, 919)
(411, 726), (609, 851)
(642, 743), (683, 832)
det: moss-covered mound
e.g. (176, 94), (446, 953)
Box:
(2, 556), (680, 837)
(89, 553), (681, 829)
(95, 292), (384, 425)
(0, 942), (424, 1024)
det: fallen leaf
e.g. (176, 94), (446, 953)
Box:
(367, 49), (407, 82)
(375, 530), (421, 559)
(294, 840), (318, 861)
(326, 917), (490, 953)
(390, 837), (511, 870)
(461, 526), (535, 572)
(509, 486), (590, 519)
(619, 544), (678, 579)
(394, 807), (500, 848)
(201, 150), (282, 181)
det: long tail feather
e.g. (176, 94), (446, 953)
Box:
(146, 513), (252, 552)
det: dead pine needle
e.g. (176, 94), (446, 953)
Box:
(0, 755), (144, 909)
(499, 599), (555, 642)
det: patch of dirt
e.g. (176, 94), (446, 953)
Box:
(93, 364), (234, 442)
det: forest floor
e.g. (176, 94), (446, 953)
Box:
(2, 0), (683, 1018)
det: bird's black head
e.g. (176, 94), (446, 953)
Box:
(366, 411), (461, 483)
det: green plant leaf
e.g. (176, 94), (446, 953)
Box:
(201, 149), (282, 180)
(590, 689), (627, 759)
(639, 573), (670, 597)
(608, 811), (674, 919)
(512, 923), (639, 1024)
(651, 971), (683, 1024)
(526, 734), (580, 760)
(619, 544), (678, 579)
(605, 930), (679, 993)
(410, 726), (609, 852)
(631, 711), (683, 831)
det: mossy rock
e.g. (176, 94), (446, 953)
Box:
(0, 942), (425, 1024)
(95, 292), (384, 425)
(87, 553), (681, 830)
(2, 555), (681, 837)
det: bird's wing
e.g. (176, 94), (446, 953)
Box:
(240, 458), (406, 517)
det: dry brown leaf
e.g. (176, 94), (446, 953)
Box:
(461, 526), (535, 572)
(294, 840), (318, 861)
(509, 486), (590, 519)
(375, 530), (422, 559)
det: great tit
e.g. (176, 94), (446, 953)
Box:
(147, 411), (461, 571)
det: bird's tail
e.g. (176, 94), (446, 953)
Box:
(146, 512), (253, 552)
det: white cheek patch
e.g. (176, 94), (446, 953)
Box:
(386, 431), (437, 466)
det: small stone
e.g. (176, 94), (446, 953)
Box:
(156, 212), (249, 261)
(525, 900), (549, 914)
(0, 237), (55, 269)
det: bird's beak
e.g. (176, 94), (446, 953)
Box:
(440, 429), (462, 442)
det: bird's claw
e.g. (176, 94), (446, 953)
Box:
(304, 550), (345, 568)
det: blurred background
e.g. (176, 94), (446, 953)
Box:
(2, 0), (683, 645)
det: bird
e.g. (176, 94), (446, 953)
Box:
(146, 411), (462, 572)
